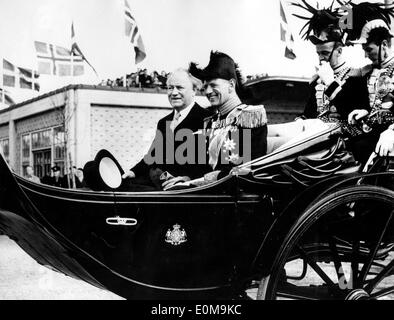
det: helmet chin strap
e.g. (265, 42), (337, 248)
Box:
(378, 43), (382, 67)
(325, 45), (336, 66)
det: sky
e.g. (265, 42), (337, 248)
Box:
(0, 0), (372, 101)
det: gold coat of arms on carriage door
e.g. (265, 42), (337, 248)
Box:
(165, 224), (187, 246)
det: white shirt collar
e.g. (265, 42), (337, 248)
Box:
(174, 101), (195, 120)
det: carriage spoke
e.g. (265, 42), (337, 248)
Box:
(258, 186), (394, 300)
(365, 259), (394, 293)
(369, 286), (394, 299)
(275, 282), (332, 300)
(328, 236), (346, 284)
(350, 240), (360, 288)
(296, 246), (336, 287)
(358, 211), (393, 286)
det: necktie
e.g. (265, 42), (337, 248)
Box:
(170, 112), (181, 131)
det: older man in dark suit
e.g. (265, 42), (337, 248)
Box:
(122, 68), (212, 190)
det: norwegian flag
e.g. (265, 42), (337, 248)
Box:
(124, 0), (146, 64)
(34, 41), (84, 76)
(2, 59), (40, 91)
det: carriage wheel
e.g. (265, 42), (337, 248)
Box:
(257, 185), (394, 300)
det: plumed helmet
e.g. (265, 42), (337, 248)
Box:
(292, 0), (345, 45)
(341, 1), (394, 45)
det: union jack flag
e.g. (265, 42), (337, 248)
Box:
(280, 0), (296, 60)
(71, 22), (98, 76)
(0, 87), (14, 105)
(124, 0), (146, 64)
(2, 59), (40, 91)
(34, 41), (84, 76)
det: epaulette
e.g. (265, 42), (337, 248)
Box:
(348, 64), (373, 77)
(234, 104), (267, 128)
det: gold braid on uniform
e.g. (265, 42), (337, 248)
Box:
(363, 57), (394, 132)
(234, 105), (267, 128)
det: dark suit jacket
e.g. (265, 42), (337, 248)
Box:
(48, 175), (68, 188)
(302, 76), (370, 120)
(131, 103), (212, 181)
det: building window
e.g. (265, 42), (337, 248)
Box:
(32, 129), (52, 150)
(31, 129), (52, 178)
(21, 134), (31, 174)
(33, 150), (51, 179)
(53, 126), (65, 173)
(0, 138), (9, 163)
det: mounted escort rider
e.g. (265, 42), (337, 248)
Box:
(343, 1), (394, 159)
(187, 51), (268, 183)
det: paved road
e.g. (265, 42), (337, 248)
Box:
(0, 235), (124, 300)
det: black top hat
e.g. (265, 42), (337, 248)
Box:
(83, 149), (124, 191)
(292, 0), (344, 45)
(189, 51), (243, 83)
(341, 1), (394, 44)
(51, 166), (60, 172)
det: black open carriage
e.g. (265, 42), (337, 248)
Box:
(0, 122), (393, 300)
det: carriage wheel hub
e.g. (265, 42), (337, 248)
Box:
(345, 289), (369, 300)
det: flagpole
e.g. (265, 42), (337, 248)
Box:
(31, 69), (36, 92)
(71, 51), (74, 84)
(0, 57), (4, 106)
(71, 20), (74, 84)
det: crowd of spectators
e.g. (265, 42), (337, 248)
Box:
(245, 73), (269, 83)
(98, 68), (269, 90)
(99, 69), (168, 89)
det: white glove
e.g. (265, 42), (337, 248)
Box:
(316, 61), (335, 86)
(348, 109), (369, 125)
(375, 128), (394, 156)
(122, 170), (136, 179)
(162, 176), (190, 190)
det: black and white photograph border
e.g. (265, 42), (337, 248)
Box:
(1, 0), (394, 302)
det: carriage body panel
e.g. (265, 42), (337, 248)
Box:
(1, 122), (393, 299)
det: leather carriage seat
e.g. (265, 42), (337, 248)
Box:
(251, 119), (341, 168)
(266, 119), (331, 154)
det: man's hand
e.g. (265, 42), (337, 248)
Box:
(162, 176), (191, 190)
(317, 61), (335, 86)
(348, 109), (369, 125)
(122, 170), (136, 179)
(375, 128), (394, 156)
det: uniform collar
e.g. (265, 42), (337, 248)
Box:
(380, 54), (394, 69)
(216, 95), (242, 117)
(332, 61), (348, 76)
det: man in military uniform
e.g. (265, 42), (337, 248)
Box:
(189, 51), (267, 177)
(271, 1), (385, 168)
(291, 2), (370, 129)
(343, 2), (394, 160)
